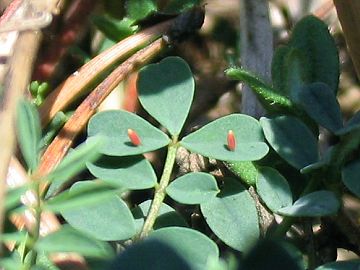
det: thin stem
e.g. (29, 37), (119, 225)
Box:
(0, 6), (42, 247)
(304, 219), (317, 270)
(39, 20), (173, 126)
(271, 216), (296, 239)
(36, 38), (167, 185)
(23, 182), (42, 269)
(139, 137), (179, 239)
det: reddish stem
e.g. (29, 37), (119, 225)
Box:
(123, 72), (139, 112)
(0, 0), (23, 25)
(36, 38), (165, 181)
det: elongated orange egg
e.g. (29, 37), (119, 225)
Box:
(227, 130), (236, 151)
(127, 128), (141, 146)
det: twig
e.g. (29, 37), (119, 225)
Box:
(1, 2), (88, 268)
(122, 72), (139, 112)
(0, 0), (23, 25)
(0, 0), (24, 83)
(248, 186), (274, 236)
(333, 0), (360, 81)
(313, 0), (334, 19)
(0, 0), (48, 244)
(38, 19), (174, 126)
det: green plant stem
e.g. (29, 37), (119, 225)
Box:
(271, 175), (320, 238)
(139, 138), (179, 239)
(23, 182), (42, 269)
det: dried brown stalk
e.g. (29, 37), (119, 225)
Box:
(313, 0), (334, 19)
(7, 159), (88, 269)
(36, 38), (166, 182)
(333, 0), (360, 81)
(0, 0), (48, 241)
(0, 2), (87, 267)
(39, 19), (174, 126)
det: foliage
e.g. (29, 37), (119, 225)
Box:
(3, 3), (360, 270)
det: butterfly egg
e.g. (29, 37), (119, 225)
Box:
(127, 129), (141, 146)
(227, 130), (236, 151)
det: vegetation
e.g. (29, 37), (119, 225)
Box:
(1, 1), (359, 269)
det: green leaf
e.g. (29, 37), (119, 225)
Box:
(260, 116), (319, 169)
(289, 15), (339, 94)
(87, 110), (170, 156)
(98, 37), (117, 53)
(296, 82), (343, 133)
(35, 252), (60, 270)
(149, 227), (219, 270)
(0, 232), (27, 243)
(242, 239), (304, 270)
(138, 57), (194, 136)
(272, 46), (311, 101)
(315, 260), (360, 270)
(277, 190), (340, 217)
(107, 239), (192, 270)
(284, 49), (312, 101)
(336, 111), (360, 136)
(206, 256), (238, 270)
(300, 142), (337, 175)
(5, 184), (30, 210)
(16, 99), (41, 171)
(87, 155), (157, 190)
(256, 167), (293, 212)
(166, 172), (219, 204)
(201, 178), (259, 251)
(346, 111), (360, 127)
(69, 46), (91, 64)
(225, 161), (258, 186)
(61, 184), (136, 241)
(226, 68), (295, 113)
(40, 111), (68, 149)
(126, 0), (157, 21)
(92, 16), (137, 42)
(0, 256), (22, 270)
(35, 225), (114, 259)
(271, 46), (291, 96)
(300, 146), (332, 174)
(163, 0), (201, 13)
(45, 180), (123, 213)
(30, 80), (40, 96)
(181, 114), (269, 162)
(46, 137), (103, 189)
(327, 129), (360, 179)
(133, 200), (187, 233)
(342, 159), (360, 198)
